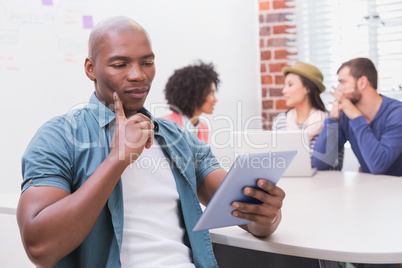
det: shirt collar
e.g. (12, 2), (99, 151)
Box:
(88, 92), (159, 132)
(138, 107), (159, 132)
(89, 92), (115, 128)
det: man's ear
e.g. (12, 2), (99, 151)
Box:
(84, 57), (96, 81)
(358, 76), (370, 90)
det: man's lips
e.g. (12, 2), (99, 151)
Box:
(124, 88), (149, 98)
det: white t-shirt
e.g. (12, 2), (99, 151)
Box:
(183, 115), (200, 137)
(120, 140), (195, 267)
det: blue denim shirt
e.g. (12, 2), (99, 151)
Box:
(21, 93), (220, 268)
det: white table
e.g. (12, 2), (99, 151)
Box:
(0, 192), (34, 267)
(2, 172), (402, 264)
(0, 192), (19, 215)
(210, 171), (402, 264)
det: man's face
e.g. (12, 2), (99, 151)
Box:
(337, 66), (361, 104)
(91, 29), (155, 117)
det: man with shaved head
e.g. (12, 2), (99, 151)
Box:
(17, 16), (285, 267)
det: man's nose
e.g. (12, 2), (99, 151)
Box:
(335, 84), (343, 92)
(127, 64), (146, 81)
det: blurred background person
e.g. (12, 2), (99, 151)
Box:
(161, 61), (220, 144)
(273, 61), (343, 170)
(313, 57), (402, 176)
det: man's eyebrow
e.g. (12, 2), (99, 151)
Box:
(108, 55), (130, 62)
(108, 53), (155, 62)
(142, 53), (155, 59)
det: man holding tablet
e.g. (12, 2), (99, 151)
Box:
(17, 16), (285, 268)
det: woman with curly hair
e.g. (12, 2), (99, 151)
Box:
(160, 61), (220, 144)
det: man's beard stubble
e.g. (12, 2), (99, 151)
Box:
(349, 83), (362, 105)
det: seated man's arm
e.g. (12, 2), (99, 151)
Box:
(350, 115), (402, 174)
(17, 153), (128, 267)
(17, 93), (154, 267)
(312, 117), (345, 170)
(198, 169), (285, 238)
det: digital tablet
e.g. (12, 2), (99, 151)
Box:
(193, 150), (297, 231)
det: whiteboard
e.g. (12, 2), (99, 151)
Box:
(0, 0), (261, 193)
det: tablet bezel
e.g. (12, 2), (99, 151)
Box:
(193, 150), (297, 231)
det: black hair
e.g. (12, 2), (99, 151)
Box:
(164, 61), (220, 118)
(299, 75), (326, 111)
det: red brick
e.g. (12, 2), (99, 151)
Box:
(260, 50), (271, 60)
(269, 62), (287, 73)
(262, 87), (268, 98)
(260, 26), (270, 36)
(267, 38), (287, 47)
(275, 75), (285, 85)
(263, 124), (271, 131)
(259, 1), (270, 11)
(261, 114), (270, 123)
(262, 117), (271, 130)
(270, 87), (284, 97)
(261, 63), (267, 73)
(266, 13), (292, 23)
(259, 1), (295, 120)
(273, 25), (295, 35)
(274, 49), (287, 60)
(262, 100), (274, 109)
(276, 99), (288, 110)
(273, 0), (295, 9)
(269, 112), (280, 122)
(261, 75), (273, 85)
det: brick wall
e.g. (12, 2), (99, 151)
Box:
(259, 0), (296, 130)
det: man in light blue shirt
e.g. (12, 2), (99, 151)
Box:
(17, 16), (285, 267)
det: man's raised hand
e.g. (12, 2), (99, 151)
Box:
(111, 92), (154, 165)
(329, 86), (342, 120)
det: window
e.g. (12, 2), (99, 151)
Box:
(294, 0), (402, 104)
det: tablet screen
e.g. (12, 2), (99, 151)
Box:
(193, 150), (297, 231)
